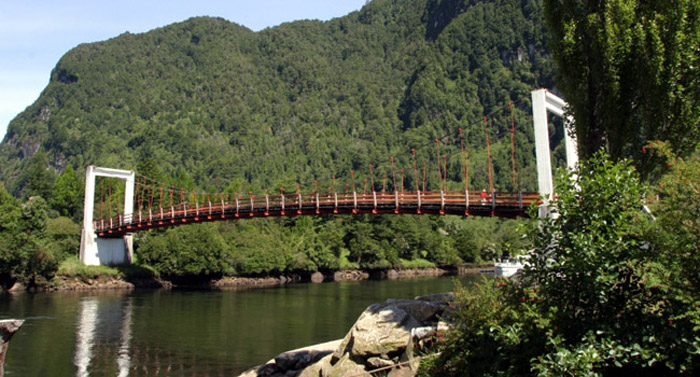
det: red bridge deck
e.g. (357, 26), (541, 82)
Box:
(96, 190), (540, 237)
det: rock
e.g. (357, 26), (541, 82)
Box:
(257, 362), (282, 377)
(387, 269), (399, 280)
(333, 270), (370, 281)
(310, 272), (324, 283)
(332, 325), (354, 362)
(333, 303), (421, 360)
(298, 354), (332, 377)
(327, 354), (368, 377)
(7, 282), (24, 293)
(414, 292), (454, 304)
(0, 320), (24, 343)
(366, 356), (395, 368)
(384, 299), (442, 323)
(274, 349), (331, 371)
(1, 320), (25, 376)
(237, 366), (261, 377)
(274, 353), (300, 371)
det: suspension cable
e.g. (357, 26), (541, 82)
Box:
(509, 102), (517, 189)
(484, 116), (494, 192)
(435, 139), (442, 191)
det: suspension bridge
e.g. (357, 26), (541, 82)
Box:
(79, 89), (576, 265)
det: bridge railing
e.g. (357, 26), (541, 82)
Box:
(94, 190), (543, 234)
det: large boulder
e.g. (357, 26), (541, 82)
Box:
(333, 303), (421, 360)
(238, 292), (455, 377)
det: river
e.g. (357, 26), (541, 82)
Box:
(0, 275), (481, 376)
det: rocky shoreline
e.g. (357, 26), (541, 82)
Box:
(2, 265), (490, 293)
(238, 292), (454, 377)
(212, 266), (466, 289)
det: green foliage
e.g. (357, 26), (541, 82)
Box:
(17, 150), (55, 199)
(543, 0), (700, 173)
(137, 222), (235, 278)
(57, 256), (121, 279)
(419, 278), (550, 376)
(57, 256), (159, 280)
(528, 153), (651, 340)
(399, 258), (436, 269)
(424, 154), (700, 376)
(45, 216), (81, 261)
(527, 153), (699, 374)
(650, 141), (700, 330)
(50, 164), (84, 220)
(0, 185), (58, 286)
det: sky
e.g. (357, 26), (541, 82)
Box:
(0, 0), (368, 139)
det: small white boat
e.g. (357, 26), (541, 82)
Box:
(494, 255), (529, 278)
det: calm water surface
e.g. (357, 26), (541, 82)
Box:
(0, 275), (481, 376)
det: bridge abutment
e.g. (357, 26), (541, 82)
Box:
(80, 232), (134, 266)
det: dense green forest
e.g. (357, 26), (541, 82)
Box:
(0, 0), (556, 283)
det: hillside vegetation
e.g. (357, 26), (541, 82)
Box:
(0, 0), (554, 282)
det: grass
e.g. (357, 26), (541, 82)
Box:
(57, 256), (159, 280)
(399, 258), (436, 269)
(58, 256), (122, 279)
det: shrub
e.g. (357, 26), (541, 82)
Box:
(422, 153), (700, 376)
(45, 216), (80, 261)
(0, 187), (58, 286)
(136, 223), (234, 278)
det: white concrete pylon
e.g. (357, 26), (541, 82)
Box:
(531, 89), (578, 218)
(79, 166), (135, 265)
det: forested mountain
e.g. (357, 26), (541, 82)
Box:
(0, 0), (556, 279)
(2, 0), (552, 193)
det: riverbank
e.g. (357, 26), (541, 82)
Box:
(1, 264), (491, 293)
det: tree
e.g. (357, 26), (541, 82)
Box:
(50, 164), (84, 220)
(650, 141), (700, 330)
(0, 184), (57, 286)
(137, 223), (234, 278)
(543, 0), (700, 170)
(19, 150), (55, 199)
